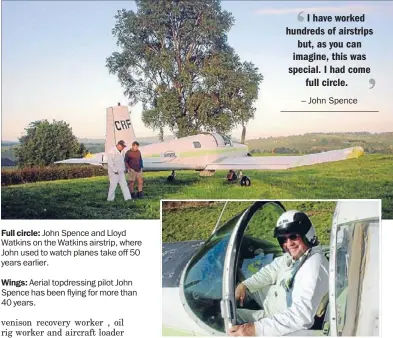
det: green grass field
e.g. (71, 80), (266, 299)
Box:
(1, 154), (392, 219)
(162, 201), (336, 245)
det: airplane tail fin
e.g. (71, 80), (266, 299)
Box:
(105, 104), (136, 153)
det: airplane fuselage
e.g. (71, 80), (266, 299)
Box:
(54, 105), (364, 172)
(139, 133), (248, 171)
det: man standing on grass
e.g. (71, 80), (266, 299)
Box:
(107, 140), (132, 202)
(125, 141), (144, 199)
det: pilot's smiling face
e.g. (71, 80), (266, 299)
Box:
(281, 233), (309, 260)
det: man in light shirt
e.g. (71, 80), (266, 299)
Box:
(107, 140), (132, 202)
(229, 211), (329, 336)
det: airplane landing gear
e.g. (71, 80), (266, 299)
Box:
(226, 170), (238, 183)
(226, 170), (251, 186)
(240, 176), (251, 186)
(167, 170), (176, 182)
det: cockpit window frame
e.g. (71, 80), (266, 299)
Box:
(329, 216), (379, 336)
(178, 213), (244, 335)
(178, 201), (287, 336)
(221, 201), (286, 332)
(210, 133), (233, 147)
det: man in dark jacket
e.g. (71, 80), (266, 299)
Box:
(124, 141), (144, 198)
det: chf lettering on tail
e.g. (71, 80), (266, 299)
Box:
(115, 119), (132, 130)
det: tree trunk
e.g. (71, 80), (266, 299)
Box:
(241, 125), (246, 144)
(159, 126), (164, 142)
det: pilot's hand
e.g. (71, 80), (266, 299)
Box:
(235, 283), (247, 307)
(229, 323), (256, 336)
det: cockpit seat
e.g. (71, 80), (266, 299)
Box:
(310, 292), (329, 330)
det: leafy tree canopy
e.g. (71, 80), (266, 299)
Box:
(107, 0), (263, 139)
(15, 120), (87, 167)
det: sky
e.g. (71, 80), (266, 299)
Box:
(1, 0), (393, 141)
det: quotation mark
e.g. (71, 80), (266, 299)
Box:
(298, 11), (305, 22)
(369, 78), (376, 89)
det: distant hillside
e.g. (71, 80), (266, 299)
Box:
(78, 138), (105, 144)
(246, 132), (393, 154)
(1, 158), (16, 166)
(1, 141), (19, 146)
(2, 145), (18, 161)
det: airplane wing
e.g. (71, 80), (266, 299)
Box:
(205, 146), (364, 171)
(54, 153), (193, 169)
(54, 153), (104, 166)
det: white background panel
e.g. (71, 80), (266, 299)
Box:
(0, 220), (161, 337)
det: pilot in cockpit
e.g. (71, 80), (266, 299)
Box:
(229, 211), (329, 336)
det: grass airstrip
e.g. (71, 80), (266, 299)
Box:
(1, 154), (392, 220)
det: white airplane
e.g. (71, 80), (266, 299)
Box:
(55, 104), (365, 183)
(162, 200), (380, 336)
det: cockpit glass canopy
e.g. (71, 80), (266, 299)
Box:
(182, 214), (242, 333)
(181, 202), (286, 333)
(237, 203), (285, 281)
(222, 134), (232, 146)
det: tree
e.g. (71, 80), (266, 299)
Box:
(15, 120), (87, 167)
(106, 0), (263, 139)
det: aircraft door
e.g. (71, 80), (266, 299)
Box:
(221, 201), (286, 334)
(179, 211), (245, 335)
(329, 201), (380, 336)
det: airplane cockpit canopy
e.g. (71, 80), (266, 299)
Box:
(222, 134), (233, 146)
(210, 133), (233, 147)
(179, 201), (285, 335)
(181, 213), (241, 334)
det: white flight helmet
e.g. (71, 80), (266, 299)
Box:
(274, 210), (318, 250)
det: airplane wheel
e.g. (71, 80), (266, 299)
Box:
(167, 170), (176, 182)
(240, 176), (251, 187)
